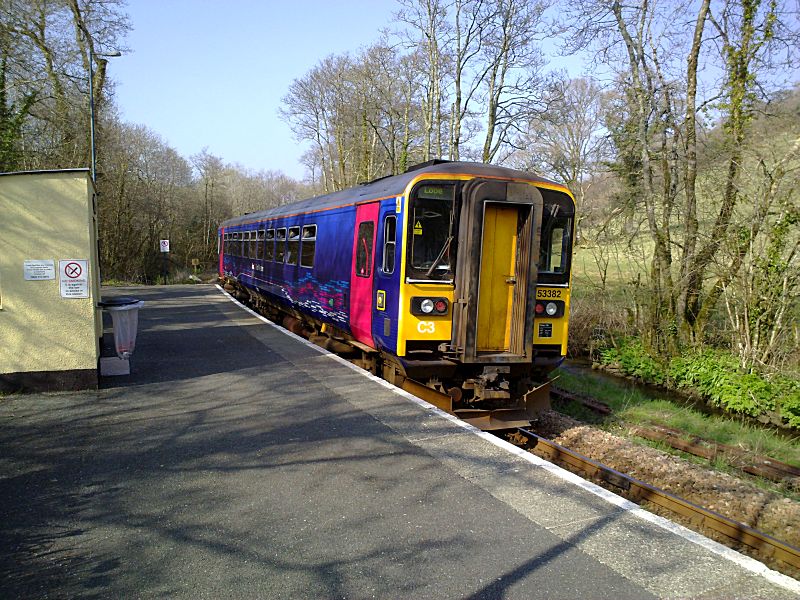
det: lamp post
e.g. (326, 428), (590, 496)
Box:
(89, 48), (121, 183)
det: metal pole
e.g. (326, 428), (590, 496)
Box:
(89, 46), (96, 183)
(87, 48), (120, 183)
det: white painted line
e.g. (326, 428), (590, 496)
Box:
(215, 284), (800, 594)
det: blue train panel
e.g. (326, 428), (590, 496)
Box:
(222, 204), (357, 333)
(371, 197), (403, 354)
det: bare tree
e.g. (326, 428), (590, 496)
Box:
(511, 77), (610, 234)
(479, 0), (549, 163)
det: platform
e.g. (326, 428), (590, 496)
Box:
(0, 284), (797, 598)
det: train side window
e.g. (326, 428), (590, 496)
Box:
(286, 227), (300, 265)
(257, 229), (265, 259)
(301, 225), (316, 268)
(356, 222), (374, 278)
(232, 232), (240, 256)
(265, 229), (275, 261)
(276, 228), (287, 262)
(382, 215), (396, 274)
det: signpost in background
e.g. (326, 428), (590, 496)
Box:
(160, 239), (169, 283)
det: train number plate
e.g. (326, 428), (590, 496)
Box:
(536, 288), (563, 300)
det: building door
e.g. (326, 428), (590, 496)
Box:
(476, 203), (519, 352)
(350, 202), (380, 346)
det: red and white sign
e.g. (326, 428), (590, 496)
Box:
(59, 259), (89, 298)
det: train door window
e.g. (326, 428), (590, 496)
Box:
(265, 229), (275, 261)
(232, 232), (240, 256)
(301, 225), (316, 268)
(275, 228), (287, 262)
(257, 229), (265, 259)
(356, 222), (374, 278)
(286, 227), (300, 265)
(382, 215), (396, 274)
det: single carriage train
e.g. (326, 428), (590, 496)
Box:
(218, 160), (574, 430)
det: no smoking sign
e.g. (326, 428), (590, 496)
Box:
(59, 259), (89, 299)
(64, 262), (82, 279)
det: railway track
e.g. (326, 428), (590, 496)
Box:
(235, 296), (800, 574)
(504, 426), (800, 573)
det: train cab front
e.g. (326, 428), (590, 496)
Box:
(395, 172), (575, 430)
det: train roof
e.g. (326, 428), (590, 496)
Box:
(220, 161), (564, 228)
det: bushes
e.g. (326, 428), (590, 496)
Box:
(595, 338), (800, 428)
(598, 338), (666, 385)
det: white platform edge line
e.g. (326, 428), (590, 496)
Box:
(215, 284), (800, 593)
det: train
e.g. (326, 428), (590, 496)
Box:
(218, 160), (574, 430)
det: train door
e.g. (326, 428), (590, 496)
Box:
(476, 204), (519, 352)
(350, 201), (380, 346)
(451, 180), (541, 362)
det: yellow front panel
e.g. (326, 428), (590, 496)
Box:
(477, 205), (518, 351)
(533, 287), (571, 355)
(399, 283), (454, 343)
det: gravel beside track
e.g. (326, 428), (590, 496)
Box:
(534, 410), (800, 578)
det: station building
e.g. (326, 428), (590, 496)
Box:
(0, 169), (102, 392)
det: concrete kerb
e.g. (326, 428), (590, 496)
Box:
(215, 284), (800, 596)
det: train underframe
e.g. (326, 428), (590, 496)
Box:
(223, 277), (556, 431)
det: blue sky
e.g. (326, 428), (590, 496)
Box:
(112, 0), (401, 179)
(111, 1), (585, 180)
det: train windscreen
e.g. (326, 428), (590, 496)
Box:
(407, 184), (456, 281)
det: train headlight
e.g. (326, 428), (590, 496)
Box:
(411, 297), (449, 316)
(534, 299), (565, 317)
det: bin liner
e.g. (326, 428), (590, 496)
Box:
(99, 297), (144, 359)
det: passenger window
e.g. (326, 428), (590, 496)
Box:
(356, 222), (374, 278)
(275, 228), (287, 263)
(233, 232), (240, 256)
(301, 225), (316, 268)
(382, 216), (396, 274)
(249, 231), (257, 258)
(257, 229), (265, 259)
(265, 229), (275, 261)
(287, 227), (300, 265)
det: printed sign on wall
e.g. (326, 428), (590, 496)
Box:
(59, 259), (89, 299)
(24, 260), (56, 280)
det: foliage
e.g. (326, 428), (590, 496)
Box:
(598, 338), (667, 385)
(596, 343), (800, 428)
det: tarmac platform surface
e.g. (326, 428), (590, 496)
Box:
(1, 284), (797, 599)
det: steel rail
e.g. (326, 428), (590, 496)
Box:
(512, 427), (800, 571)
